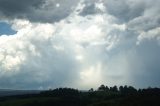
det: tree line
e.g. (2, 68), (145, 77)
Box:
(0, 85), (160, 106)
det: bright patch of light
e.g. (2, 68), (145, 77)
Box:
(95, 2), (105, 12)
(80, 63), (104, 87)
(75, 55), (83, 61)
(56, 3), (60, 8)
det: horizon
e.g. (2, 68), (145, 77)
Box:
(0, 85), (159, 91)
(0, 0), (160, 90)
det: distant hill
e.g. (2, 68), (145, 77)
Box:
(0, 89), (41, 97)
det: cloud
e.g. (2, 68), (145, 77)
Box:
(0, 0), (160, 89)
(104, 0), (146, 23)
(79, 0), (105, 16)
(0, 11), (122, 89)
(0, 0), (80, 23)
(0, 20), (79, 89)
(137, 27), (160, 45)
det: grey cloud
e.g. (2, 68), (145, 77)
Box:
(0, 0), (80, 23)
(79, 3), (97, 16)
(0, 0), (45, 18)
(79, 0), (103, 16)
(128, 3), (160, 31)
(0, 35), (80, 89)
(104, 0), (145, 23)
(104, 0), (160, 32)
(128, 16), (160, 32)
(101, 36), (160, 88)
(79, 0), (145, 22)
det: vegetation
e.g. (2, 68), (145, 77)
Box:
(0, 85), (160, 106)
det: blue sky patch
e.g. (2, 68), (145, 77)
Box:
(0, 22), (17, 35)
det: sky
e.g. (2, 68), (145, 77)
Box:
(0, 0), (160, 90)
(0, 22), (16, 35)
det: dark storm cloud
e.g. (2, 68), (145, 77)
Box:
(104, 0), (145, 23)
(79, 3), (97, 16)
(79, 0), (105, 16)
(80, 0), (160, 25)
(0, 0), (80, 23)
(0, 0), (45, 18)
